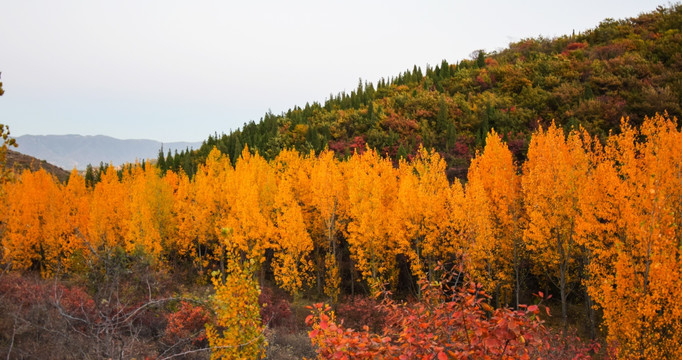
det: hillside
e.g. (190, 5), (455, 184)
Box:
(15, 134), (201, 170)
(4, 149), (70, 182)
(165, 4), (682, 179)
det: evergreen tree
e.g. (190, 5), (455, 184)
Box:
(397, 143), (408, 160)
(165, 150), (173, 170)
(84, 164), (95, 187)
(157, 147), (166, 172)
(367, 101), (375, 125)
(182, 149), (193, 175)
(476, 50), (486, 68)
(233, 136), (243, 163)
(173, 150), (180, 171)
(96, 162), (106, 183)
(477, 105), (492, 146)
(307, 126), (321, 151)
(356, 79), (364, 104)
(440, 59), (451, 78)
(436, 96), (449, 134)
(446, 122), (457, 151)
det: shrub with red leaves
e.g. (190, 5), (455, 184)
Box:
(259, 285), (293, 328)
(307, 268), (598, 360)
(164, 301), (210, 345)
(335, 295), (385, 332)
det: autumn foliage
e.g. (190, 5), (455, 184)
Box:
(306, 271), (551, 360)
(1, 114), (681, 358)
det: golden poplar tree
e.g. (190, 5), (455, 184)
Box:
(221, 146), (275, 276)
(1, 169), (65, 274)
(161, 169), (186, 257)
(125, 162), (174, 259)
(344, 148), (399, 292)
(465, 131), (524, 306)
(271, 149), (314, 297)
(61, 169), (92, 271)
(206, 260), (266, 359)
(522, 123), (588, 331)
(445, 176), (468, 264)
(395, 146), (451, 281)
(191, 147), (233, 278)
(89, 165), (130, 253)
(309, 150), (347, 302)
(591, 114), (682, 358)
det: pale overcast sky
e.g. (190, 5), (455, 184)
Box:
(0, 1), (667, 142)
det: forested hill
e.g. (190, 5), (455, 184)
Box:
(162, 4), (682, 179)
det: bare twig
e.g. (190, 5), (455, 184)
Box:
(6, 317), (17, 360)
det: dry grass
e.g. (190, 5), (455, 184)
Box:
(265, 327), (316, 360)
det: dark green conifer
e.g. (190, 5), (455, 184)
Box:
(165, 150), (173, 169)
(233, 136), (243, 162)
(85, 164), (95, 187)
(436, 96), (449, 133)
(157, 147), (166, 172)
(476, 50), (486, 68)
(397, 143), (408, 160)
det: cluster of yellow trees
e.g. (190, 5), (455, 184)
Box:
(1, 114), (680, 358)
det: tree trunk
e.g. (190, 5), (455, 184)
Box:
(220, 244), (227, 284)
(560, 265), (568, 335)
(583, 286), (596, 339)
(316, 251), (323, 295)
(350, 257), (355, 296)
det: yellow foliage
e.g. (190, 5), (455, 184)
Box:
(395, 145), (452, 280)
(590, 114), (682, 358)
(309, 150), (346, 301)
(206, 262), (266, 359)
(343, 148), (399, 292)
(89, 165), (129, 252)
(125, 162), (174, 259)
(220, 146), (275, 268)
(465, 131), (523, 304)
(522, 123), (589, 327)
(272, 152), (314, 296)
(2, 169), (66, 274)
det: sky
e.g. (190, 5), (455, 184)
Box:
(0, 0), (668, 143)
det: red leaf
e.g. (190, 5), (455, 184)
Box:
(438, 352), (448, 360)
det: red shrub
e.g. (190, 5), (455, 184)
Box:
(307, 269), (599, 359)
(335, 295), (385, 332)
(164, 301), (210, 345)
(566, 42), (589, 51)
(259, 286), (293, 328)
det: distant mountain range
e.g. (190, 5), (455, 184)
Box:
(14, 135), (201, 170)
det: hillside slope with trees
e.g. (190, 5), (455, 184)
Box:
(162, 4), (682, 179)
